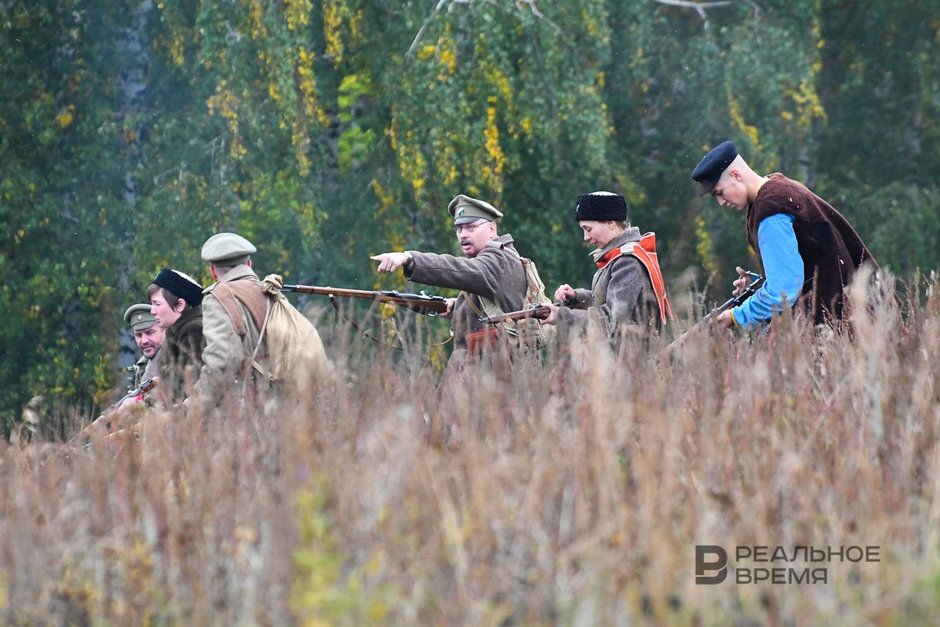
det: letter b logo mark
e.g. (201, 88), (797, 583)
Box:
(695, 545), (728, 584)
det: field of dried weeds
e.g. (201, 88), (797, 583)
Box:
(1, 278), (938, 625)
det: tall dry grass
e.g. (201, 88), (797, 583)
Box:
(1, 277), (939, 626)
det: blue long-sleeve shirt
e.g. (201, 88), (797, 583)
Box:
(732, 213), (805, 330)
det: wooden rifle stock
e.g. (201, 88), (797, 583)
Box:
(282, 284), (449, 315)
(479, 304), (553, 325)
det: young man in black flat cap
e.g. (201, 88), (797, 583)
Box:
(692, 140), (879, 329)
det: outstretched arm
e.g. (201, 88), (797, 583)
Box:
(371, 252), (413, 274)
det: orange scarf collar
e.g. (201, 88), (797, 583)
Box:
(595, 247), (622, 269)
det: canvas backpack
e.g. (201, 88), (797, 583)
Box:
(254, 274), (333, 393)
(212, 274), (333, 395)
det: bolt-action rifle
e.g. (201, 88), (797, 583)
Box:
(478, 295), (582, 326)
(478, 303), (552, 325)
(667, 272), (765, 350)
(701, 272), (765, 323)
(282, 284), (449, 316)
(68, 377), (158, 445)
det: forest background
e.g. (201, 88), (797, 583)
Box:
(1, 0), (938, 427)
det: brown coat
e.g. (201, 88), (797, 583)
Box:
(159, 306), (204, 404)
(194, 264), (267, 408)
(407, 234), (528, 362)
(556, 227), (661, 339)
(746, 174), (879, 324)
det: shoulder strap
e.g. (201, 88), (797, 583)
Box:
(212, 281), (267, 336)
(616, 232), (672, 323)
(249, 297), (273, 380)
(460, 290), (502, 319)
(460, 244), (522, 319)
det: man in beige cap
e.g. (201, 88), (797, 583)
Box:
(123, 303), (165, 389)
(193, 232), (269, 410)
(194, 232), (333, 413)
(372, 194), (530, 368)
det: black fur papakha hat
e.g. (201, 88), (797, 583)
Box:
(574, 191), (628, 222)
(152, 268), (204, 307)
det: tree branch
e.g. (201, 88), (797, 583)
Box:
(406, 0), (452, 58)
(652, 0), (734, 21)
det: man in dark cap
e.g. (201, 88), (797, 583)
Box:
(148, 268), (205, 404)
(541, 191), (670, 341)
(692, 140), (879, 329)
(371, 194), (532, 367)
(123, 303), (164, 390)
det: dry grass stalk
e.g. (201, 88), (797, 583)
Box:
(1, 280), (939, 625)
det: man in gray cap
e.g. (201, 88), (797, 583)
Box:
(123, 303), (165, 390)
(193, 232), (269, 409)
(372, 194), (531, 368)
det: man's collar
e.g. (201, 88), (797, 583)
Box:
(484, 233), (514, 248)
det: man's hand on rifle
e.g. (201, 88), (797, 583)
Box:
(732, 265), (759, 297)
(117, 394), (143, 410)
(539, 303), (559, 325)
(554, 284), (576, 303)
(713, 267), (752, 328)
(715, 309), (735, 328)
(440, 298), (457, 319)
(371, 252), (413, 274)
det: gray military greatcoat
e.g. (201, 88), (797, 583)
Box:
(555, 227), (660, 338)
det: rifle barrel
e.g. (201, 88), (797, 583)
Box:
(283, 285), (378, 298)
(664, 273), (765, 352)
(282, 284), (449, 314)
(702, 274), (766, 321)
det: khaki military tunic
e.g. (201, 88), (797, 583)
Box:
(132, 353), (161, 389)
(193, 264), (268, 409)
(407, 234), (528, 366)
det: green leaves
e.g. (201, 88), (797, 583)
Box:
(1, 0), (938, 423)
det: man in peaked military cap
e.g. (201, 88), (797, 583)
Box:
(123, 303), (165, 390)
(192, 232), (271, 411)
(692, 140), (879, 329)
(371, 194), (532, 369)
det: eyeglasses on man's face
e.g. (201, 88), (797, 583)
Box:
(453, 220), (486, 235)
